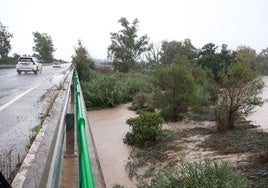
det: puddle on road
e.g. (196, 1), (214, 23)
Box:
(87, 103), (138, 188)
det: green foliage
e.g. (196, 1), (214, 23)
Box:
(153, 63), (196, 121)
(72, 40), (95, 81)
(32, 32), (55, 63)
(128, 92), (155, 113)
(198, 43), (235, 81)
(144, 42), (161, 68)
(81, 72), (153, 109)
(138, 158), (250, 188)
(191, 66), (218, 107)
(216, 61), (264, 131)
(198, 43), (221, 80)
(0, 22), (13, 58)
(160, 39), (197, 67)
(108, 17), (150, 72)
(0, 53), (19, 65)
(124, 111), (164, 146)
(235, 46), (257, 70)
(81, 75), (122, 108)
(257, 48), (268, 75)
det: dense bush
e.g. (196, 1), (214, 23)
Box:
(153, 64), (196, 121)
(0, 55), (19, 65)
(124, 111), (164, 146)
(81, 72), (154, 110)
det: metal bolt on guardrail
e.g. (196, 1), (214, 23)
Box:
(74, 69), (95, 188)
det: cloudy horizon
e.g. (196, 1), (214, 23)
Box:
(1, 0), (268, 61)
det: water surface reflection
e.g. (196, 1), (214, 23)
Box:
(248, 76), (268, 131)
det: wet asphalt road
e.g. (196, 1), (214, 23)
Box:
(0, 64), (70, 170)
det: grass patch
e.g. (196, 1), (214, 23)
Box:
(27, 124), (43, 149)
(138, 158), (250, 188)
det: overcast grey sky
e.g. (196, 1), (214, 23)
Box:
(1, 0), (268, 61)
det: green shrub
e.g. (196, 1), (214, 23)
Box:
(139, 158), (250, 188)
(128, 92), (155, 113)
(124, 111), (164, 146)
(81, 72), (154, 110)
(153, 64), (196, 121)
(81, 75), (122, 108)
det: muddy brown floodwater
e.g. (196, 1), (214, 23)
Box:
(248, 76), (268, 131)
(87, 103), (138, 188)
(87, 76), (268, 187)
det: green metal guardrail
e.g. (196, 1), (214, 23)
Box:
(74, 69), (95, 188)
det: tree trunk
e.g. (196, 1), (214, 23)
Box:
(227, 111), (235, 130)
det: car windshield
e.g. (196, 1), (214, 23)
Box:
(19, 58), (33, 62)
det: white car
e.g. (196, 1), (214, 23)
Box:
(52, 62), (61, 68)
(16, 57), (42, 75)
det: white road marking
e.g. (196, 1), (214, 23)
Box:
(0, 73), (59, 112)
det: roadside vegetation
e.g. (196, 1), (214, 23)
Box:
(71, 17), (268, 187)
(1, 15), (267, 186)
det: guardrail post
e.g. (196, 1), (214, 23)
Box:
(71, 80), (74, 104)
(65, 113), (75, 155)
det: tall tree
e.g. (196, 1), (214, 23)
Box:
(32, 32), (55, 64)
(160, 39), (197, 67)
(145, 42), (161, 68)
(235, 46), (257, 70)
(198, 43), (220, 79)
(216, 61), (264, 131)
(108, 17), (150, 72)
(154, 60), (196, 121)
(0, 22), (13, 59)
(257, 48), (268, 75)
(219, 44), (234, 68)
(72, 40), (95, 81)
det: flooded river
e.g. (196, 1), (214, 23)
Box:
(87, 76), (268, 187)
(88, 103), (138, 187)
(248, 76), (268, 131)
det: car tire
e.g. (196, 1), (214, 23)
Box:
(17, 70), (21, 75)
(34, 70), (38, 74)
